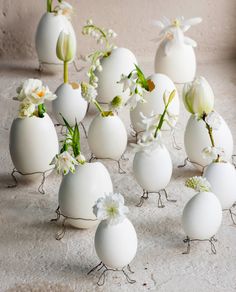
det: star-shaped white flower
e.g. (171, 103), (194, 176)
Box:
(93, 193), (129, 225)
(51, 151), (78, 175)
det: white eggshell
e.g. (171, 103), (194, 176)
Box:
(203, 162), (236, 209)
(133, 145), (172, 192)
(130, 73), (179, 133)
(52, 83), (88, 126)
(95, 218), (137, 269)
(35, 12), (76, 64)
(155, 41), (196, 83)
(184, 114), (233, 169)
(9, 114), (59, 179)
(59, 162), (113, 229)
(95, 47), (137, 103)
(88, 114), (127, 160)
(182, 191), (222, 240)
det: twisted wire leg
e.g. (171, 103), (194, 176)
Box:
(7, 168), (18, 188)
(229, 208), (236, 225)
(182, 237), (191, 254)
(55, 217), (67, 240)
(209, 236), (217, 254)
(127, 264), (134, 273)
(121, 153), (129, 161)
(50, 206), (61, 223)
(136, 190), (149, 207)
(157, 192), (165, 208)
(178, 157), (189, 168)
(122, 268), (136, 284)
(182, 236), (217, 255)
(80, 122), (87, 138)
(171, 129), (181, 150)
(38, 172), (46, 194)
(87, 262), (103, 275)
(162, 189), (177, 203)
(117, 159), (126, 174)
(89, 154), (96, 163)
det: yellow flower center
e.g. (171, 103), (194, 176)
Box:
(173, 19), (180, 27)
(37, 90), (45, 98)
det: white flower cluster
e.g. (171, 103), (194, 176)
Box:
(185, 176), (211, 193)
(202, 146), (225, 161)
(81, 82), (98, 103)
(93, 193), (129, 225)
(54, 1), (73, 20)
(153, 16), (202, 56)
(16, 79), (56, 118)
(118, 73), (146, 110)
(51, 151), (78, 175)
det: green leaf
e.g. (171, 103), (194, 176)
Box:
(72, 121), (80, 157)
(134, 64), (149, 91)
(60, 113), (73, 136)
(167, 90), (176, 106)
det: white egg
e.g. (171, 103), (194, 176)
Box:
(52, 83), (88, 126)
(88, 114), (127, 161)
(59, 162), (113, 229)
(155, 40), (196, 83)
(95, 218), (137, 269)
(35, 12), (76, 65)
(133, 145), (172, 192)
(9, 114), (59, 179)
(95, 47), (137, 103)
(130, 73), (179, 133)
(182, 191), (222, 240)
(203, 162), (236, 209)
(184, 114), (233, 169)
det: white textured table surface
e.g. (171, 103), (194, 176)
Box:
(0, 59), (236, 292)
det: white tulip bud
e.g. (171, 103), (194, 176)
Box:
(56, 30), (75, 62)
(182, 76), (214, 116)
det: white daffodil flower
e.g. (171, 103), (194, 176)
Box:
(56, 30), (76, 62)
(185, 176), (211, 193)
(93, 193), (129, 225)
(182, 76), (214, 116)
(153, 16), (202, 56)
(16, 79), (56, 105)
(205, 111), (221, 130)
(52, 151), (78, 175)
(81, 82), (97, 103)
(18, 100), (35, 119)
(202, 146), (225, 161)
(54, 1), (73, 19)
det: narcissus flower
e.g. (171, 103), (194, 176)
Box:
(182, 76), (214, 117)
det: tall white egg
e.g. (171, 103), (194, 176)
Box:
(155, 40), (196, 83)
(203, 162), (236, 209)
(52, 83), (88, 126)
(9, 114), (59, 179)
(133, 145), (172, 192)
(88, 113), (127, 161)
(182, 191), (222, 240)
(184, 114), (233, 169)
(35, 12), (76, 65)
(95, 47), (137, 103)
(130, 73), (179, 133)
(58, 162), (113, 229)
(95, 218), (137, 269)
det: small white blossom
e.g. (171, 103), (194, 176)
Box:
(93, 193), (129, 225)
(76, 154), (86, 164)
(52, 151), (78, 175)
(126, 93), (145, 110)
(18, 100), (35, 119)
(185, 176), (211, 193)
(202, 146), (225, 161)
(81, 82), (97, 103)
(205, 111), (221, 130)
(54, 1), (73, 19)
(131, 130), (163, 154)
(118, 74), (133, 92)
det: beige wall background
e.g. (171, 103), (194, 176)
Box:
(0, 0), (236, 63)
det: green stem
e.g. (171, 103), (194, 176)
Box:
(64, 61), (69, 83)
(206, 124), (215, 147)
(154, 106), (167, 138)
(38, 103), (46, 118)
(84, 25), (110, 49)
(47, 0), (53, 12)
(93, 100), (104, 114)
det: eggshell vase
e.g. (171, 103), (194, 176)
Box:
(95, 47), (137, 103)
(182, 191), (222, 240)
(184, 114), (233, 169)
(130, 73), (179, 133)
(95, 218), (137, 269)
(9, 113), (59, 178)
(58, 162), (113, 229)
(155, 40), (196, 84)
(88, 114), (127, 161)
(52, 83), (88, 126)
(133, 145), (172, 192)
(203, 162), (236, 210)
(35, 12), (76, 65)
